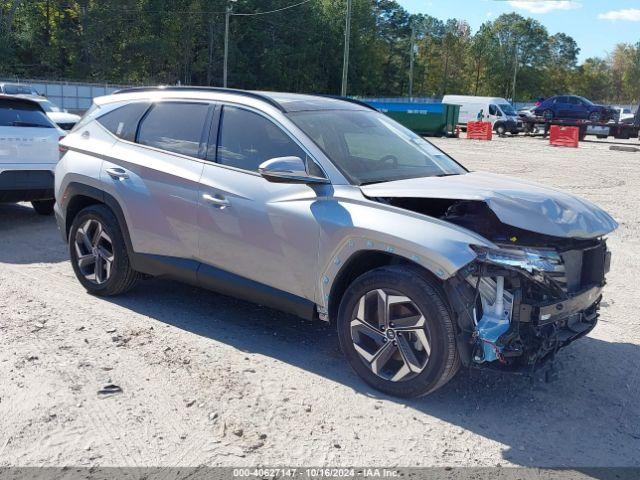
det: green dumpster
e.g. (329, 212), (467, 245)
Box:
(364, 101), (460, 136)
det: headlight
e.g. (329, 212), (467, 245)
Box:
(471, 245), (562, 273)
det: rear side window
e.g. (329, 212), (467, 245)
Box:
(97, 102), (150, 141)
(137, 102), (209, 157)
(215, 106), (307, 172)
(0, 99), (54, 128)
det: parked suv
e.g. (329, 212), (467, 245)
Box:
(0, 95), (63, 214)
(55, 87), (617, 397)
(533, 95), (616, 123)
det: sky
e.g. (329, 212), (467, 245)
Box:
(395, 0), (640, 62)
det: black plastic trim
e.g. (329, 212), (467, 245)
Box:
(59, 182), (134, 256)
(131, 253), (316, 320)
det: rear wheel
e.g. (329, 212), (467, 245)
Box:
(31, 199), (55, 215)
(336, 265), (460, 398)
(69, 204), (140, 296)
(588, 111), (601, 123)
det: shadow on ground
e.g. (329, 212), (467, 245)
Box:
(0, 203), (67, 264)
(2, 201), (639, 467)
(110, 278), (640, 468)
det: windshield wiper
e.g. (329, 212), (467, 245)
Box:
(434, 173), (461, 177)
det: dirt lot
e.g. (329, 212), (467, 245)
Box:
(1, 135), (639, 468)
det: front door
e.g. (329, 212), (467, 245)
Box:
(197, 105), (322, 302)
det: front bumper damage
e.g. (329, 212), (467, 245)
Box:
(445, 239), (610, 374)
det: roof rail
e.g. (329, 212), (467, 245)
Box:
(112, 86), (286, 112)
(316, 94), (378, 111)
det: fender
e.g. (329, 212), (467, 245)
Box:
(311, 186), (494, 310)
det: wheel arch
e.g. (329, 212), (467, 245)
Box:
(61, 182), (134, 256)
(327, 249), (445, 325)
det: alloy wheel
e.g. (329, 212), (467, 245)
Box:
(73, 218), (114, 285)
(350, 289), (431, 382)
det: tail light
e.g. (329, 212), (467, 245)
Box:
(58, 136), (68, 160)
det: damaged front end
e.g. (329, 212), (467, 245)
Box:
(362, 171), (617, 373)
(447, 238), (610, 372)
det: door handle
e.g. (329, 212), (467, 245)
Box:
(105, 167), (129, 181)
(202, 193), (230, 209)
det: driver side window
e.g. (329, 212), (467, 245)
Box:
(489, 104), (500, 116)
(214, 106), (309, 173)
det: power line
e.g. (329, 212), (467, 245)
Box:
(231, 0), (314, 16)
(57, 1), (315, 16)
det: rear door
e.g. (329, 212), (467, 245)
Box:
(98, 100), (211, 264)
(0, 98), (59, 169)
(196, 104), (322, 301)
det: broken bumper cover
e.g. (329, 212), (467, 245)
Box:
(447, 241), (609, 370)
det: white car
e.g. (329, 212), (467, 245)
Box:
(0, 95), (63, 214)
(26, 96), (81, 131)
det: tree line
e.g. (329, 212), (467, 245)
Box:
(1, 0), (639, 103)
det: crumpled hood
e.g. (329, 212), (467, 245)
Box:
(361, 171), (618, 239)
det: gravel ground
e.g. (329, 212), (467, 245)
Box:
(1, 135), (639, 467)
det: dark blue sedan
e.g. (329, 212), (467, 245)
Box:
(533, 95), (615, 123)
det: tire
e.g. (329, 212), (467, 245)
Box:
(588, 111), (601, 123)
(542, 109), (554, 121)
(495, 123), (506, 135)
(31, 199), (55, 215)
(336, 265), (460, 398)
(68, 204), (140, 296)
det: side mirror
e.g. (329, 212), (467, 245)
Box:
(258, 156), (329, 184)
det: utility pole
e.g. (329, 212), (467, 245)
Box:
(341, 0), (352, 97)
(223, 1), (236, 88)
(512, 46), (518, 102)
(408, 25), (415, 98)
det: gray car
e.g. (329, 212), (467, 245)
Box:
(54, 87), (617, 397)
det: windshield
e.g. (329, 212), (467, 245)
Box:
(288, 110), (466, 185)
(38, 100), (61, 112)
(498, 103), (517, 116)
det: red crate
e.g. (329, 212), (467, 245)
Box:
(549, 125), (579, 148)
(467, 121), (493, 140)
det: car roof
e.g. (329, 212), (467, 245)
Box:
(110, 86), (375, 113)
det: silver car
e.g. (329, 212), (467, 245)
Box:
(54, 87), (617, 397)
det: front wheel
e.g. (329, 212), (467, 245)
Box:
(336, 265), (460, 398)
(588, 111), (601, 123)
(495, 123), (506, 135)
(31, 199), (55, 215)
(69, 204), (140, 296)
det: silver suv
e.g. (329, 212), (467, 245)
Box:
(55, 87), (617, 397)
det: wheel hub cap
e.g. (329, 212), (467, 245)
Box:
(73, 219), (114, 285)
(350, 289), (431, 383)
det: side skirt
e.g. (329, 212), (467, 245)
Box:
(131, 253), (316, 321)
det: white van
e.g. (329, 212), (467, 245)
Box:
(442, 95), (522, 135)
